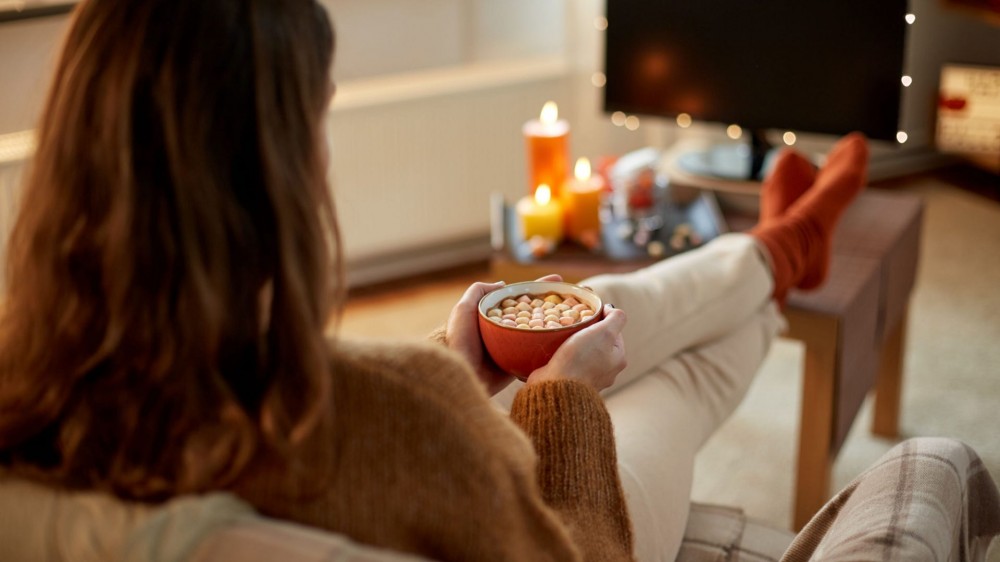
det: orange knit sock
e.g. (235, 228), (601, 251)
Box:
(752, 132), (869, 302)
(758, 149), (816, 226)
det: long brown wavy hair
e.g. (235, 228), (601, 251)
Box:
(0, 0), (342, 501)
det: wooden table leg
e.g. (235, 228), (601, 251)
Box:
(786, 310), (839, 531)
(872, 307), (908, 438)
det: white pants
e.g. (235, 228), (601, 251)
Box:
(493, 233), (785, 562)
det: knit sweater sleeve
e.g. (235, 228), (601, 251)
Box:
(509, 380), (635, 562)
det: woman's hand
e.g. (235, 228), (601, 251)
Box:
(446, 280), (510, 395)
(527, 304), (628, 392)
(446, 275), (563, 396)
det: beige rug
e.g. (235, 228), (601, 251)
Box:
(341, 176), (1000, 555)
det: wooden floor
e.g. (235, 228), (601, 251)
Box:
(340, 261), (491, 341)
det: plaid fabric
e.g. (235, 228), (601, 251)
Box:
(782, 438), (1000, 561)
(676, 503), (794, 562)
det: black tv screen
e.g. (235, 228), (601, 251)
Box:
(604, 0), (909, 143)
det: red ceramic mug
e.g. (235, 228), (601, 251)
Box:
(478, 281), (604, 381)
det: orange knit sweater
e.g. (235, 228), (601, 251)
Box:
(233, 337), (634, 562)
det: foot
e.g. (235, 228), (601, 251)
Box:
(752, 133), (869, 301)
(792, 132), (869, 289)
(758, 149), (816, 226)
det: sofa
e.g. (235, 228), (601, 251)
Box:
(4, 437), (999, 561)
(0, 476), (794, 562)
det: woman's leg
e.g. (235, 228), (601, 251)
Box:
(607, 304), (785, 562)
(491, 134), (870, 561)
(602, 135), (870, 560)
(493, 300), (783, 560)
(487, 234), (783, 561)
(583, 233), (775, 392)
(491, 232), (777, 409)
(783, 437), (1000, 562)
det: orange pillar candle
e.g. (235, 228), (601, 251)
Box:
(523, 101), (570, 198)
(517, 184), (563, 242)
(564, 157), (605, 244)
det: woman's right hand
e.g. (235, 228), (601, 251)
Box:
(527, 304), (628, 392)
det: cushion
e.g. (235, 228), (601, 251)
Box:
(1, 476), (795, 561)
(676, 503), (794, 562)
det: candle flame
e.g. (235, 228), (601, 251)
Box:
(540, 101), (558, 125)
(535, 184), (552, 205)
(574, 157), (591, 181)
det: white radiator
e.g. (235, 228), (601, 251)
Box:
(0, 59), (576, 289)
(329, 57), (573, 286)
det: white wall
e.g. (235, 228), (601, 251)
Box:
(0, 15), (66, 133)
(325, 0), (565, 82)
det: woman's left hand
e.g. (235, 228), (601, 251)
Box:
(446, 281), (510, 395)
(446, 275), (563, 396)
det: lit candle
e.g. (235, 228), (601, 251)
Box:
(517, 184), (563, 242)
(523, 101), (570, 198)
(563, 157), (605, 246)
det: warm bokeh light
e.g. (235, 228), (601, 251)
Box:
(901, 75), (913, 87)
(611, 111), (627, 126)
(783, 131), (797, 145)
(574, 157), (592, 181)
(535, 184), (552, 205)
(676, 113), (692, 128)
(625, 115), (640, 130)
(726, 124), (743, 139)
(905, 13), (916, 24)
(639, 49), (671, 81)
(591, 72), (607, 88)
(540, 101), (558, 125)
(897, 131), (908, 144)
(594, 16), (608, 31)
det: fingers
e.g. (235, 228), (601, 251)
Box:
(598, 305), (626, 334)
(574, 305), (626, 342)
(456, 281), (505, 310)
(447, 281), (511, 392)
(531, 304), (627, 391)
(579, 305), (628, 375)
(449, 280), (505, 339)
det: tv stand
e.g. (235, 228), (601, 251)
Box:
(674, 129), (777, 182)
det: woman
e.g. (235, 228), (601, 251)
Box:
(3, 1), (994, 561)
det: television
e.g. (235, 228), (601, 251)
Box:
(603, 0), (910, 180)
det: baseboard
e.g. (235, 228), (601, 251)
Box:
(345, 234), (494, 289)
